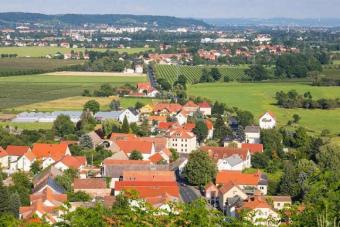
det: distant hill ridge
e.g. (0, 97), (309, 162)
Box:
(0, 12), (208, 28)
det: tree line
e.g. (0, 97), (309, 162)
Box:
(275, 90), (340, 109)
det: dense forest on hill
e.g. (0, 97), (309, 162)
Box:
(0, 12), (208, 27)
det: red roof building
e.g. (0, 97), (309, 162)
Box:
(115, 181), (180, 198)
(153, 103), (182, 115)
(241, 143), (264, 154)
(122, 170), (176, 182)
(32, 143), (70, 161)
(6, 145), (31, 157)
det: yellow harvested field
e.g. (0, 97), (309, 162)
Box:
(14, 96), (117, 112)
(44, 71), (146, 77)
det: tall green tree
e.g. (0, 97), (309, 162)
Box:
(236, 110), (254, 127)
(210, 68), (222, 81)
(8, 192), (20, 218)
(79, 134), (94, 149)
(120, 116), (130, 133)
(0, 176), (9, 213)
(183, 150), (217, 186)
(245, 64), (269, 81)
(52, 114), (75, 138)
(83, 99), (100, 114)
(193, 121), (208, 143)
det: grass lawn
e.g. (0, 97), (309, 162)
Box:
(12, 96), (158, 112)
(0, 74), (147, 110)
(0, 47), (153, 57)
(188, 82), (340, 134)
(0, 122), (53, 130)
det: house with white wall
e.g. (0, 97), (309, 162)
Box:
(16, 152), (36, 172)
(259, 112), (276, 129)
(167, 128), (197, 153)
(245, 126), (261, 144)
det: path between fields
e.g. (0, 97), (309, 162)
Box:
(44, 71), (146, 77)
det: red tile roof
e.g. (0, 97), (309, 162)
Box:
(158, 122), (177, 130)
(153, 103), (182, 113)
(24, 151), (36, 162)
(123, 171), (176, 182)
(198, 101), (211, 108)
(30, 187), (67, 205)
(115, 140), (153, 154)
(259, 111), (276, 120)
(115, 181), (180, 198)
(0, 147), (8, 158)
(140, 137), (167, 152)
(201, 146), (249, 161)
(241, 143), (264, 154)
(148, 115), (167, 123)
(168, 128), (195, 139)
(32, 143), (69, 161)
(137, 82), (152, 90)
(110, 133), (137, 141)
(148, 153), (164, 164)
(183, 101), (198, 108)
(103, 159), (151, 165)
(59, 155), (86, 169)
(242, 196), (272, 209)
(6, 145), (30, 156)
(73, 178), (107, 189)
(183, 123), (195, 131)
(216, 170), (262, 186)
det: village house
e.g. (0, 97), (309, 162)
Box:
(218, 181), (248, 214)
(6, 145), (31, 172)
(259, 112), (276, 129)
(201, 146), (251, 171)
(182, 101), (199, 113)
(19, 187), (67, 224)
(16, 151), (36, 172)
(101, 159), (169, 187)
(153, 103), (182, 116)
(0, 147), (8, 169)
(266, 196), (292, 210)
(167, 127), (197, 154)
(115, 181), (180, 208)
(31, 143), (71, 169)
(244, 126), (261, 144)
(73, 178), (111, 198)
(238, 195), (281, 226)
(114, 139), (156, 160)
(198, 102), (212, 116)
(54, 155), (87, 171)
(134, 82), (159, 98)
(216, 170), (268, 195)
(122, 170), (176, 182)
(241, 143), (264, 155)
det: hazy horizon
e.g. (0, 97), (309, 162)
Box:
(1, 0), (339, 19)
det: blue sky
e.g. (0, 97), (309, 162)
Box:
(1, 0), (339, 18)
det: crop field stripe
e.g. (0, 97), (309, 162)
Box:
(155, 64), (248, 84)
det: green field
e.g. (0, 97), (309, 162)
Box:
(188, 82), (340, 134)
(155, 64), (250, 84)
(0, 58), (84, 75)
(0, 74), (147, 110)
(0, 47), (153, 57)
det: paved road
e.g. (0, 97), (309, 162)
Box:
(179, 184), (201, 203)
